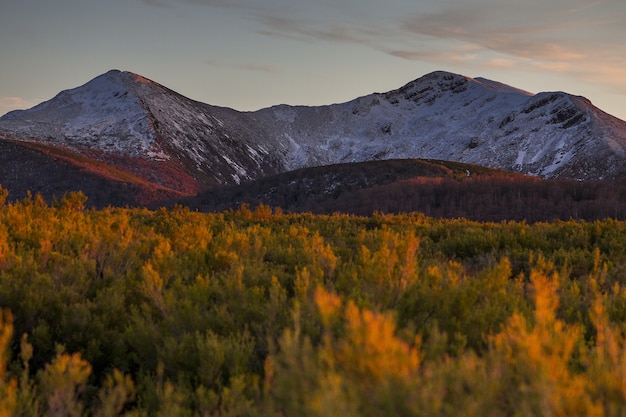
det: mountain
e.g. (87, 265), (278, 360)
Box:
(0, 70), (286, 194)
(1, 69), (626, 207)
(249, 71), (626, 180)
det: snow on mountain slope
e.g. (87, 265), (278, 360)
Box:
(0, 70), (285, 189)
(1, 70), (160, 157)
(2, 69), (626, 190)
(250, 71), (626, 180)
(250, 72), (531, 169)
(125, 74), (286, 185)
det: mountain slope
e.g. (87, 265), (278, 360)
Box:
(249, 71), (626, 179)
(1, 69), (626, 205)
(0, 138), (185, 207)
(0, 70), (285, 192)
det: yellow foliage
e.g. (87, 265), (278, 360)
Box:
(41, 352), (92, 417)
(314, 286), (342, 328)
(315, 287), (421, 383)
(399, 233), (420, 291)
(0, 186), (7, 206)
(141, 261), (168, 316)
(492, 268), (600, 416)
(0, 225), (7, 265)
(586, 291), (626, 415)
(7, 196), (626, 414)
(0, 310), (17, 417)
(94, 369), (136, 417)
(306, 233), (338, 282)
(336, 301), (421, 382)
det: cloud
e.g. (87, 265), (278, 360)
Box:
(256, 1), (621, 63)
(206, 60), (281, 74)
(569, 60), (626, 95)
(140, 0), (283, 13)
(249, 1), (621, 72)
(258, 14), (390, 46)
(392, 0), (626, 93)
(398, 1), (596, 60)
(0, 97), (41, 116)
(140, 0), (167, 6)
(141, 0), (236, 7)
(387, 46), (479, 65)
(486, 58), (518, 69)
(141, 0), (626, 96)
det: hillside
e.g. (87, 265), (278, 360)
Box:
(0, 138), (185, 207)
(184, 158), (626, 222)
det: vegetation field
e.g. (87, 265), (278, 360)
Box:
(2, 188), (626, 415)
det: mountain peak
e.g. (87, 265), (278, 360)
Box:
(84, 69), (160, 90)
(415, 70), (467, 85)
(421, 70), (464, 79)
(403, 71), (534, 98)
(394, 71), (469, 99)
(103, 68), (123, 76)
(0, 68), (162, 159)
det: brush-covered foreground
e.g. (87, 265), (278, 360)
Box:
(2, 188), (626, 416)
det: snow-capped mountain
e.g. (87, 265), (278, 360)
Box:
(1, 69), (626, 197)
(250, 71), (626, 180)
(0, 70), (285, 192)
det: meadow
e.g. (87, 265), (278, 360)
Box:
(1, 188), (626, 415)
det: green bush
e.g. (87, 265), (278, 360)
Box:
(1, 193), (626, 414)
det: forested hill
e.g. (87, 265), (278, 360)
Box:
(184, 158), (626, 222)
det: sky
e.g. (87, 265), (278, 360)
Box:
(1, 0), (625, 121)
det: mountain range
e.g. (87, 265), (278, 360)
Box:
(1, 69), (626, 213)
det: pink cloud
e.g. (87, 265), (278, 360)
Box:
(0, 97), (41, 116)
(206, 60), (281, 73)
